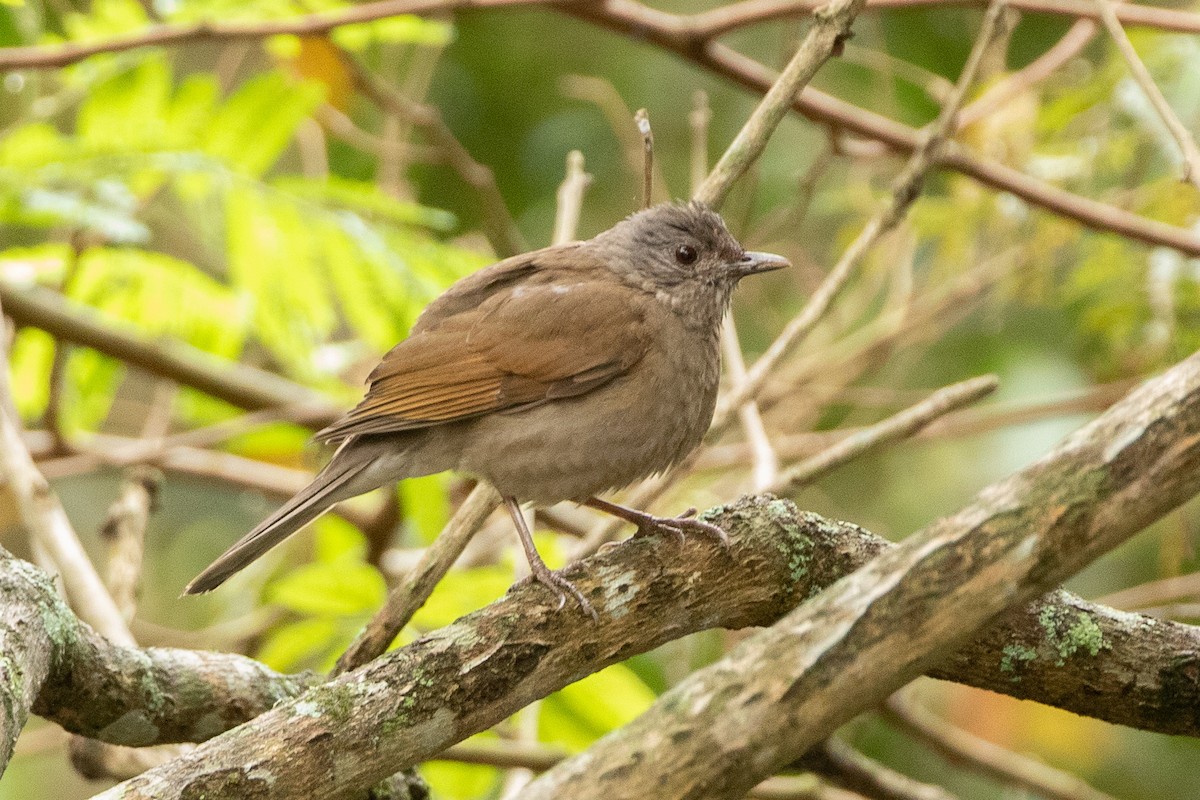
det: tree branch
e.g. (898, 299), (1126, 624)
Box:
(89, 463), (1200, 800)
(0, 0), (549, 70)
(0, 283), (341, 423)
(0, 546), (313, 763)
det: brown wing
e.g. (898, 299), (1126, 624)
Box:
(317, 268), (651, 442)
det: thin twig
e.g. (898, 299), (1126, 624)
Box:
(723, 317), (781, 491)
(433, 740), (861, 799)
(689, 90), (712, 195)
(768, 376), (999, 494)
(560, 75), (669, 204)
(634, 109), (654, 209)
(553, 151), (592, 245)
(1094, 0), (1200, 190)
(1095, 570), (1200, 611)
(333, 482), (502, 674)
(99, 467), (159, 623)
(881, 692), (1120, 800)
(816, 737), (964, 800)
(0, 283), (342, 422)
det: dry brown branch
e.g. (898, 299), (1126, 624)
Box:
(98, 467), (159, 623)
(685, 0), (1200, 39)
(634, 108), (654, 209)
(1096, 570), (1200, 611)
(0, 0), (548, 70)
(434, 740), (862, 800)
(0, 284), (342, 422)
(559, 1), (1200, 257)
(1094, 0), (1200, 190)
(88, 473), (1200, 798)
(881, 692), (1119, 800)
(808, 737), (963, 800)
(0, 404), (134, 647)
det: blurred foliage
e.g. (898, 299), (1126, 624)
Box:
(2, 0), (1200, 798)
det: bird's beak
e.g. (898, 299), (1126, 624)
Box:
(730, 250), (790, 278)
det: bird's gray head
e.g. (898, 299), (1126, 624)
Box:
(592, 201), (789, 328)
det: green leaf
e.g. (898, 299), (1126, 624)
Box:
(331, 15), (453, 50)
(268, 559), (386, 616)
(77, 57), (173, 152)
(226, 185), (336, 375)
(398, 473), (451, 544)
(411, 565), (512, 630)
(256, 617), (339, 673)
(7, 328), (54, 419)
(203, 72), (324, 176)
(272, 176), (456, 230)
(540, 663), (657, 750)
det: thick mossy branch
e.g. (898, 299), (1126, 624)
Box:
(93, 492), (1200, 798)
(0, 545), (313, 764)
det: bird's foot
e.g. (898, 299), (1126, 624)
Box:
(632, 507), (729, 548)
(518, 563), (598, 621)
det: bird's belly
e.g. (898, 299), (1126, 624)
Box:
(459, 345), (717, 504)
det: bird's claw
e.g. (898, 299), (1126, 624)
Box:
(518, 565), (598, 620)
(633, 510), (730, 549)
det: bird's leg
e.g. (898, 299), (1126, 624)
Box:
(584, 496), (729, 547)
(504, 497), (597, 619)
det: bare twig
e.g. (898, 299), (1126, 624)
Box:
(553, 151), (592, 245)
(1095, 0), (1200, 190)
(723, 318), (781, 491)
(0, 0), (549, 70)
(881, 692), (1119, 800)
(813, 737), (964, 800)
(769, 375), (999, 494)
(1095, 570), (1200, 611)
(99, 467), (159, 623)
(957, 16), (1099, 129)
(634, 109), (654, 209)
(689, 90), (712, 195)
(0, 408), (134, 647)
(434, 740), (859, 800)
(0, 284), (342, 423)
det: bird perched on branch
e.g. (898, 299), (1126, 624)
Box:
(185, 201), (788, 616)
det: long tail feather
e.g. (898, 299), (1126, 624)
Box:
(183, 455), (365, 595)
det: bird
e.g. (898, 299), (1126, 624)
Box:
(184, 200), (789, 616)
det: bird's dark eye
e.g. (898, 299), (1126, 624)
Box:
(675, 244), (698, 265)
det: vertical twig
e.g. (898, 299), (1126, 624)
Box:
(689, 90), (711, 196)
(634, 108), (654, 209)
(553, 150), (592, 245)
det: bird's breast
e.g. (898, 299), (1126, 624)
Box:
(458, 318), (720, 504)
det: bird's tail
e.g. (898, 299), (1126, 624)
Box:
(184, 443), (381, 595)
